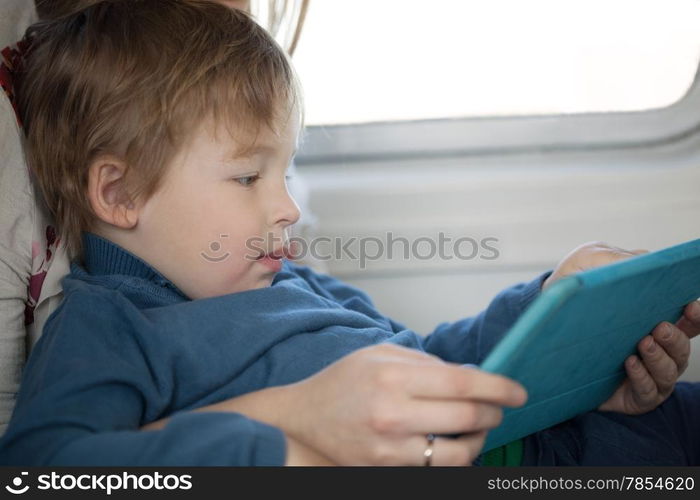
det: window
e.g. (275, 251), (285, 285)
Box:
(293, 0), (700, 126)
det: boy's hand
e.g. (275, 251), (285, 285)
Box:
(542, 241), (700, 415)
(542, 241), (647, 291)
(598, 300), (700, 415)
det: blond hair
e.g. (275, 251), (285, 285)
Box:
(19, 0), (303, 262)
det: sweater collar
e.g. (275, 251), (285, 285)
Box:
(80, 231), (189, 299)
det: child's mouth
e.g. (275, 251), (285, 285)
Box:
(257, 254), (283, 272)
(255, 246), (291, 272)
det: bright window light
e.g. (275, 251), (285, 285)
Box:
(292, 0), (700, 125)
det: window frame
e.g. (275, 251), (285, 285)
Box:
(296, 64), (700, 165)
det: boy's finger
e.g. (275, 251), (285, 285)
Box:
(675, 300), (700, 340)
(637, 336), (678, 395)
(406, 364), (527, 408)
(590, 249), (641, 268)
(608, 246), (647, 256)
(652, 322), (691, 374)
(625, 355), (659, 409)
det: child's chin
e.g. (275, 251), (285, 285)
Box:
(241, 276), (276, 292)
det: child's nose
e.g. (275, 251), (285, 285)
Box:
(269, 186), (301, 228)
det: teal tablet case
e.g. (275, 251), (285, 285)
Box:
(480, 238), (700, 452)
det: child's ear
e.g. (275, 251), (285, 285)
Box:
(87, 156), (140, 229)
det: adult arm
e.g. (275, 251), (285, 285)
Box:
(0, 95), (33, 436)
(142, 343), (528, 466)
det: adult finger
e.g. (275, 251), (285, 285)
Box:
(405, 363), (527, 408)
(652, 321), (691, 374)
(385, 400), (504, 435)
(368, 342), (445, 363)
(430, 433), (488, 466)
(397, 432), (487, 466)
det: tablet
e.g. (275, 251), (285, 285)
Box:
(480, 238), (700, 452)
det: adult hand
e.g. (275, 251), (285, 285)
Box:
(541, 241), (699, 415)
(141, 343), (526, 465)
(279, 343), (527, 466)
(285, 434), (335, 466)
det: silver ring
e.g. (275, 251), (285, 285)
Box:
(423, 433), (435, 466)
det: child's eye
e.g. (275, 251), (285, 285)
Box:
(232, 174), (260, 187)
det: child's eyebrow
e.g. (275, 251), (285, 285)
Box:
(229, 144), (298, 160)
(229, 144), (276, 160)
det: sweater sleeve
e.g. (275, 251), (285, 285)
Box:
(422, 271), (552, 365)
(0, 288), (286, 466)
(287, 262), (553, 365)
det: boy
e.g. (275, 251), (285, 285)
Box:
(0, 0), (698, 465)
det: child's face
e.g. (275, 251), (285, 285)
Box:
(132, 112), (301, 300)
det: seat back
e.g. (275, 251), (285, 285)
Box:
(0, 0), (71, 436)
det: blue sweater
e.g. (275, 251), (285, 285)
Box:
(0, 232), (550, 465)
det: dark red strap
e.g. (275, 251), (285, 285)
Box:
(1, 37), (32, 127)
